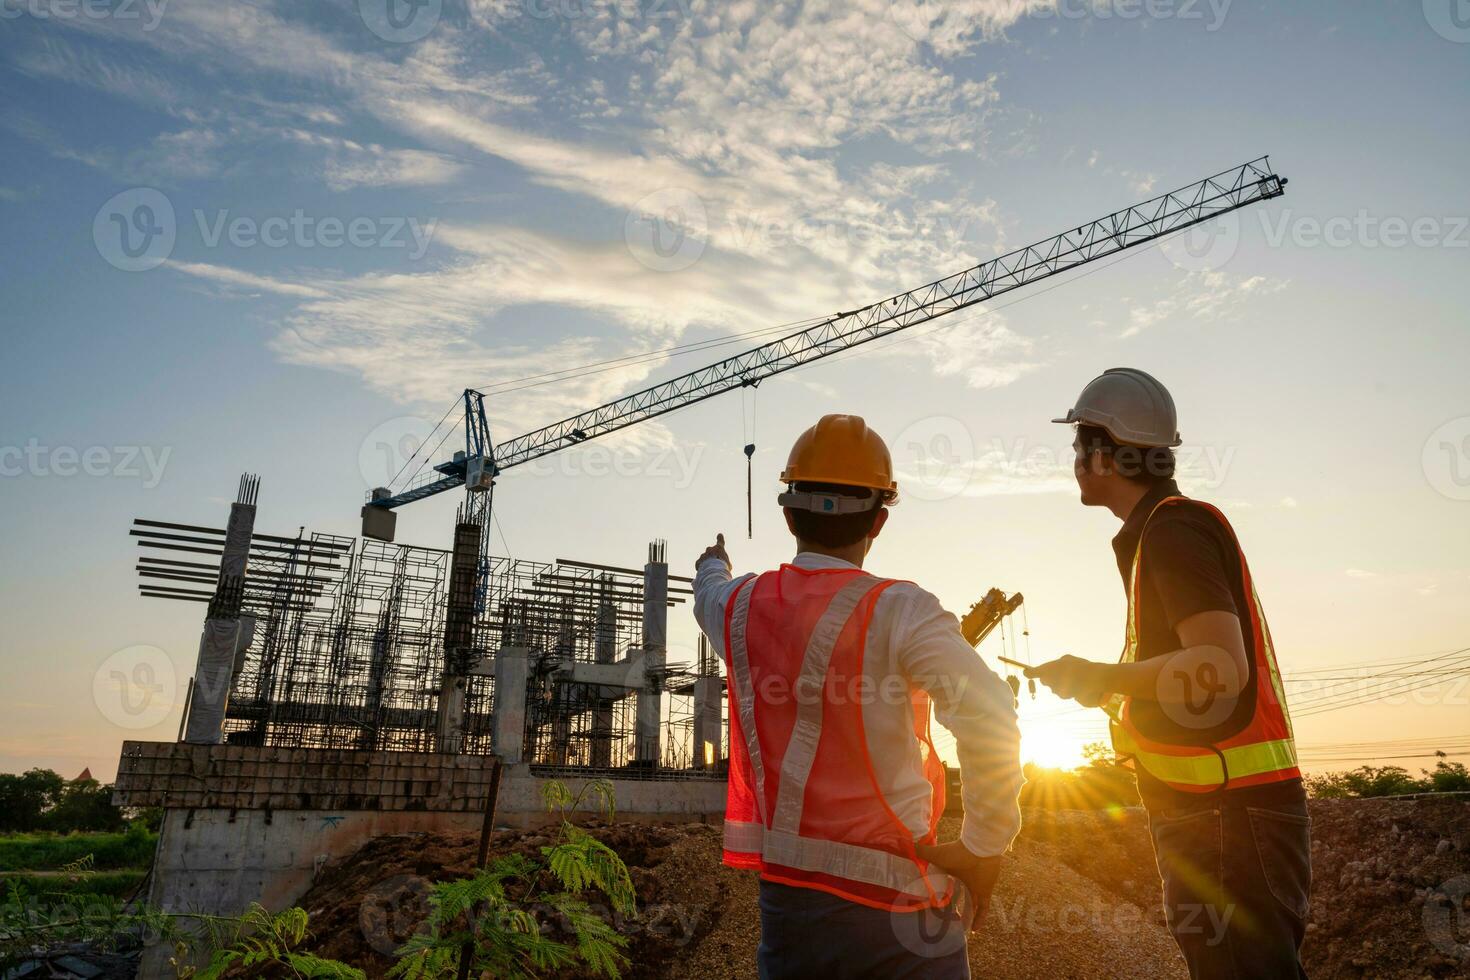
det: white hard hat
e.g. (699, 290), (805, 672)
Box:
(1052, 367), (1182, 448)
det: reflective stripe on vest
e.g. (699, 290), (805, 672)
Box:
(722, 820), (954, 902)
(1109, 497), (1300, 793)
(722, 569), (955, 911)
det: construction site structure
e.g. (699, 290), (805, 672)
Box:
(130, 484), (727, 776)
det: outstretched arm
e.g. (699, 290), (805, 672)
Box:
(692, 533), (750, 662)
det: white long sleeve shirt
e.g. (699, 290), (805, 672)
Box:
(694, 551), (1023, 857)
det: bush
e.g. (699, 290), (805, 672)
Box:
(0, 826), (156, 872)
(0, 869), (147, 900)
(1305, 760), (1470, 799)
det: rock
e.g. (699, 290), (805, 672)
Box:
(1435, 838), (1453, 856)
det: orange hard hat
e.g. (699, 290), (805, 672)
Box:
(780, 414), (897, 499)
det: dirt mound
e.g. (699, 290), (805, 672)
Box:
(297, 815), (1184, 979)
(293, 798), (1470, 978)
(1304, 796), (1470, 978)
(300, 821), (732, 978)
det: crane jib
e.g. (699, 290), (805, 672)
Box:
(370, 158), (1285, 510)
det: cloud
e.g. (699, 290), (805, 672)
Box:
(170, 261), (331, 299)
(1120, 270), (1290, 339)
(1344, 568), (1379, 579)
(20, 0), (1051, 411)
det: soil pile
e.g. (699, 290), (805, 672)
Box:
(294, 797), (1470, 978)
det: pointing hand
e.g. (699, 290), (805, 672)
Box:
(697, 533), (730, 570)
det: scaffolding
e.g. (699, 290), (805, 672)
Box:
(132, 507), (721, 772)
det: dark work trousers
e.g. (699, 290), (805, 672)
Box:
(756, 879), (971, 980)
(1148, 798), (1312, 979)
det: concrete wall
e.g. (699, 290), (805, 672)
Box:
(121, 743), (725, 975)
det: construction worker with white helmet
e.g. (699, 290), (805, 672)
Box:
(693, 414), (1022, 979)
(1033, 368), (1310, 979)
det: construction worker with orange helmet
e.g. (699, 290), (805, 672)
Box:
(1032, 368), (1310, 979)
(693, 414), (1022, 979)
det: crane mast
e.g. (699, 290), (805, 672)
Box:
(364, 157), (1286, 529)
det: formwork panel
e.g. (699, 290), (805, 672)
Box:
(114, 740), (501, 812)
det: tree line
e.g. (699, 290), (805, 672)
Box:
(0, 769), (135, 834)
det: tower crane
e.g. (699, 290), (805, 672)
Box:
(359, 157), (1287, 548)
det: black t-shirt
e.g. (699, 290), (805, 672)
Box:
(1111, 481), (1305, 811)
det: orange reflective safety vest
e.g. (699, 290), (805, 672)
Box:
(1108, 497), (1301, 794)
(721, 564), (956, 912)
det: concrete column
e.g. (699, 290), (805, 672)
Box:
(642, 557), (668, 655)
(185, 497), (255, 744)
(590, 699), (613, 768)
(492, 647), (530, 764)
(634, 551), (668, 766)
(436, 676), (466, 755)
(693, 676), (723, 769)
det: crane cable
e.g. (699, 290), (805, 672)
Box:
(742, 382), (758, 539)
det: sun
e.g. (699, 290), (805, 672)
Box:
(1020, 723), (1089, 770)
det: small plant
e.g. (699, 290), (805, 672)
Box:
(389, 780), (636, 980)
(184, 903), (364, 980)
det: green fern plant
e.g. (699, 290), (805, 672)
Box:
(188, 903), (365, 980)
(387, 780), (636, 980)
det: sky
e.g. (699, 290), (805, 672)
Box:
(1, 0), (1467, 781)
